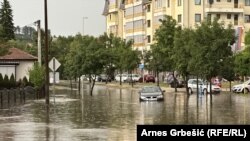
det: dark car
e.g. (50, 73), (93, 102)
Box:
(139, 86), (165, 101)
(99, 74), (112, 82)
(139, 74), (155, 83)
(170, 79), (185, 88)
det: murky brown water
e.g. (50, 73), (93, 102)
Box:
(0, 84), (249, 141)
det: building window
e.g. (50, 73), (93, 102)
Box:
(147, 5), (150, 12)
(227, 14), (231, 19)
(216, 14), (220, 19)
(147, 20), (151, 27)
(168, 0), (170, 7)
(217, 0), (220, 2)
(178, 0), (182, 6)
(227, 0), (231, 2)
(195, 14), (201, 22)
(195, 0), (201, 5)
(147, 35), (151, 43)
(178, 14), (182, 23)
(207, 14), (211, 22)
(245, 15), (250, 23)
(155, 0), (166, 9)
(246, 0), (250, 6)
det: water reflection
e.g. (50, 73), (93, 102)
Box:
(0, 84), (249, 141)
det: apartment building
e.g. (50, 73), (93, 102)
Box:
(103, 0), (250, 52)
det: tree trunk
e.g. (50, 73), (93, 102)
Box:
(196, 76), (199, 97)
(157, 69), (160, 86)
(70, 79), (73, 95)
(78, 76), (81, 94)
(173, 71), (177, 92)
(185, 74), (189, 94)
(90, 80), (96, 96)
(229, 81), (231, 92)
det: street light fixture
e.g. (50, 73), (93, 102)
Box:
(83, 17), (88, 36)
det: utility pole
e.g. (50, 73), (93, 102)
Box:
(44, 0), (50, 108)
(35, 20), (42, 66)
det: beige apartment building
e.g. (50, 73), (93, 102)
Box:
(103, 0), (250, 52)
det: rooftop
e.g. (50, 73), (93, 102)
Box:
(0, 47), (37, 60)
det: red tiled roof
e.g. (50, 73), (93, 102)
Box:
(0, 48), (37, 60)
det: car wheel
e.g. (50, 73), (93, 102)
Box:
(242, 88), (249, 94)
(188, 88), (192, 94)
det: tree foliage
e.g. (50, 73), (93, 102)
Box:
(0, 0), (15, 41)
(28, 62), (45, 88)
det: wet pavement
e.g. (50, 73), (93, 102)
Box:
(0, 84), (250, 141)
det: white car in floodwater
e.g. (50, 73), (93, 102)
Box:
(232, 80), (250, 93)
(187, 79), (221, 94)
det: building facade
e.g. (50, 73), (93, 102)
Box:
(103, 0), (250, 52)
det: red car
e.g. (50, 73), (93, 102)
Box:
(139, 74), (155, 83)
(212, 78), (222, 87)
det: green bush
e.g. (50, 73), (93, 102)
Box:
(0, 73), (3, 89)
(28, 62), (45, 88)
(22, 76), (28, 87)
(3, 74), (9, 89)
(9, 73), (15, 88)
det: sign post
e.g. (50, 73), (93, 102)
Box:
(49, 57), (61, 104)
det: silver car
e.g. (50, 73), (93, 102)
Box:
(139, 86), (165, 101)
(187, 79), (221, 94)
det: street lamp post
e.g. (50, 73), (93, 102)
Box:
(83, 17), (88, 36)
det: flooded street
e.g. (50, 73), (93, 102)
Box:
(0, 84), (250, 141)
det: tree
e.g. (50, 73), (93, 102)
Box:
(0, 0), (15, 41)
(0, 73), (3, 89)
(3, 74), (9, 88)
(9, 73), (15, 88)
(77, 37), (106, 95)
(28, 62), (45, 89)
(189, 18), (235, 95)
(146, 15), (179, 87)
(173, 28), (194, 93)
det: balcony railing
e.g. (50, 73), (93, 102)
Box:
(205, 7), (243, 13)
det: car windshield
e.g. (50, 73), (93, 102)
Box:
(141, 87), (161, 93)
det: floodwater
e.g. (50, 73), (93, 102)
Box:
(0, 84), (250, 141)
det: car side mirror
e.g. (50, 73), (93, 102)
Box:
(162, 90), (166, 93)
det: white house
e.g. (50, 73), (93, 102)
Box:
(0, 48), (37, 81)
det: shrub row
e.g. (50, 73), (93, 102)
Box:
(0, 73), (33, 89)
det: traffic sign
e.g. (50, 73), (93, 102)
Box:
(49, 57), (61, 71)
(139, 64), (144, 69)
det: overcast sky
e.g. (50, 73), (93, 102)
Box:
(7, 0), (106, 37)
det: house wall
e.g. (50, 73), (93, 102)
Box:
(16, 61), (35, 81)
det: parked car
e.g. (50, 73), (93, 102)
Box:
(232, 80), (250, 93)
(139, 74), (155, 83)
(187, 79), (221, 94)
(99, 74), (111, 82)
(115, 74), (128, 82)
(212, 78), (222, 87)
(125, 74), (141, 82)
(170, 78), (185, 88)
(138, 86), (165, 101)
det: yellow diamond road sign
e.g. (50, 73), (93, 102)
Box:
(49, 57), (61, 71)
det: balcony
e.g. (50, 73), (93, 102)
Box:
(125, 12), (145, 19)
(109, 4), (118, 13)
(154, 7), (166, 13)
(205, 7), (243, 13)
